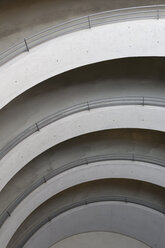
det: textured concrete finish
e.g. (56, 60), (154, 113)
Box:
(0, 0), (164, 50)
(1, 57), (165, 154)
(1, 0), (165, 247)
(24, 202), (164, 248)
(1, 129), (165, 215)
(1, 105), (165, 191)
(1, 19), (165, 108)
(8, 179), (163, 248)
(0, 19), (165, 108)
(1, 160), (165, 248)
(1, 57), (165, 151)
(52, 232), (150, 248)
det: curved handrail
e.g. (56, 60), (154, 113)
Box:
(0, 96), (165, 160)
(0, 5), (165, 65)
(0, 153), (164, 229)
(15, 196), (165, 248)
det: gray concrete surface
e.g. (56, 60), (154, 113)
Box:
(1, 57), (165, 151)
(24, 202), (162, 248)
(0, 0), (164, 51)
(7, 179), (165, 248)
(1, 1), (165, 247)
(51, 232), (150, 248)
(1, 128), (165, 215)
(3, 159), (164, 248)
(1, 19), (165, 110)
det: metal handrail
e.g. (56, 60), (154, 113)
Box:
(0, 96), (165, 160)
(0, 153), (165, 229)
(0, 5), (165, 65)
(15, 195), (165, 248)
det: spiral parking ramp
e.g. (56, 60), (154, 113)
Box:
(0, 1), (165, 248)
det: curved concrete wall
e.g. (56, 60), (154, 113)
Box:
(1, 129), (165, 215)
(1, 19), (165, 108)
(1, 105), (165, 190)
(23, 202), (165, 248)
(1, 1), (165, 247)
(50, 232), (150, 248)
(0, 0), (164, 50)
(1, 57), (165, 153)
(1, 160), (165, 248)
(8, 179), (164, 248)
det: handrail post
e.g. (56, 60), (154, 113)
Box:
(88, 16), (91, 29)
(24, 38), (29, 52)
(87, 101), (90, 111)
(157, 9), (160, 20)
(35, 123), (40, 131)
